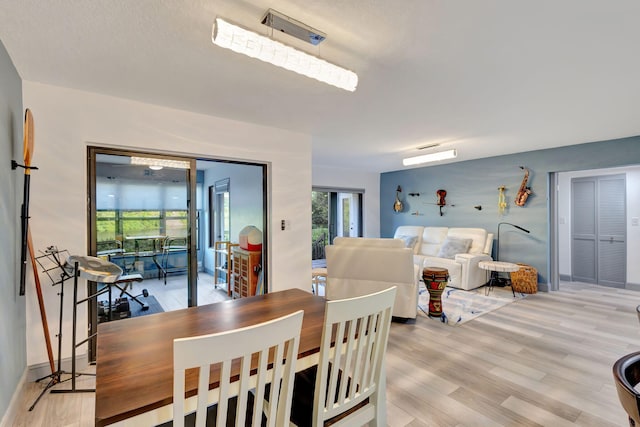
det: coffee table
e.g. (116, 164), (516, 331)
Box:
(479, 260), (519, 296)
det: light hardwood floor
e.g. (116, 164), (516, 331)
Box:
(144, 271), (231, 311)
(8, 281), (637, 426)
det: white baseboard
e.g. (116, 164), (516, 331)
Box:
(27, 353), (90, 382)
(0, 368), (27, 427)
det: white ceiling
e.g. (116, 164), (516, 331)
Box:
(1, 0), (640, 173)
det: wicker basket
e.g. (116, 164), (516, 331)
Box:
(510, 263), (538, 294)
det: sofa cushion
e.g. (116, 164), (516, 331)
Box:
(437, 237), (472, 259)
(396, 234), (418, 250)
(393, 226), (424, 254)
(447, 228), (488, 254)
(421, 227), (449, 256)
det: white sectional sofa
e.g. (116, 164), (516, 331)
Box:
(393, 226), (494, 290)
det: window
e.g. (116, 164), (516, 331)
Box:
(96, 209), (187, 253)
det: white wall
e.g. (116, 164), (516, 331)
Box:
(202, 162), (264, 274)
(23, 81), (312, 368)
(312, 166), (380, 238)
(558, 165), (640, 285)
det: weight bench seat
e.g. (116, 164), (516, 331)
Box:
(115, 273), (143, 291)
(112, 273), (148, 310)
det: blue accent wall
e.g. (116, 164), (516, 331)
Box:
(0, 38), (25, 421)
(380, 137), (640, 286)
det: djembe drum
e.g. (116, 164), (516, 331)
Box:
(422, 267), (449, 318)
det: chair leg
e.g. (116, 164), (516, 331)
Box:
(370, 364), (387, 427)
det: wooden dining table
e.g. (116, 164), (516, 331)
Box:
(94, 288), (326, 426)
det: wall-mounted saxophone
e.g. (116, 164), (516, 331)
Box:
(515, 166), (533, 207)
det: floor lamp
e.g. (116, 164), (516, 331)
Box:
(495, 222), (530, 286)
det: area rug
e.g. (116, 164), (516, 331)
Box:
(98, 294), (164, 321)
(418, 283), (526, 326)
(130, 295), (164, 317)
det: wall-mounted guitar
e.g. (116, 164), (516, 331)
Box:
(515, 166), (533, 207)
(393, 185), (403, 212)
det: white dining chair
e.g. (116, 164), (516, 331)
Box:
(172, 309), (304, 427)
(290, 286), (397, 427)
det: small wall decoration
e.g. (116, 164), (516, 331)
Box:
(515, 166), (533, 207)
(498, 186), (507, 215)
(393, 185), (403, 212)
(436, 189), (447, 216)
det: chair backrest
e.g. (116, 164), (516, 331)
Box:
(325, 243), (416, 318)
(312, 286), (397, 426)
(613, 351), (640, 425)
(173, 310), (303, 427)
(325, 245), (415, 294)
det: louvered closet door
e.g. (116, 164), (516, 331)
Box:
(597, 176), (626, 287)
(572, 179), (597, 283)
(571, 174), (626, 287)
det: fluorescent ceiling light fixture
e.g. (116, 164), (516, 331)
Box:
(402, 149), (457, 166)
(212, 17), (358, 92)
(130, 157), (190, 170)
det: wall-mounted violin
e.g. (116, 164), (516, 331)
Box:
(436, 189), (447, 216)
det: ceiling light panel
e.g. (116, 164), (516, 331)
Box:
(212, 17), (358, 92)
(402, 149), (457, 166)
(130, 157), (190, 169)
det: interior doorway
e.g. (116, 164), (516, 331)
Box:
(312, 187), (363, 265)
(571, 174), (626, 287)
(555, 166), (638, 290)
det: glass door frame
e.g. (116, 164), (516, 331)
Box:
(86, 146), (197, 361)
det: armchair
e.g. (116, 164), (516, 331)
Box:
(325, 237), (419, 319)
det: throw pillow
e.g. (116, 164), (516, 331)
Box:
(437, 237), (472, 259)
(397, 235), (418, 250)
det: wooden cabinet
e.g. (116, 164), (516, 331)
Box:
(231, 248), (262, 298)
(214, 241), (238, 295)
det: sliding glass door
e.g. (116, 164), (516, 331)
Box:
(87, 148), (196, 360)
